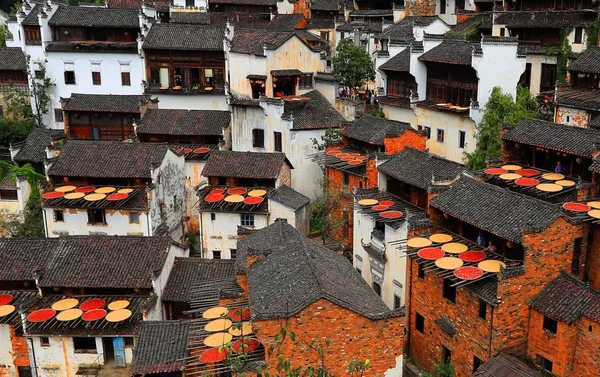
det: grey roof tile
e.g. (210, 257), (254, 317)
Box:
(130, 321), (191, 375)
(138, 109), (229, 136)
(12, 128), (65, 163)
(62, 94), (151, 113)
(556, 87), (600, 112)
(143, 23), (225, 51)
(473, 352), (544, 377)
(378, 48), (410, 72)
(342, 114), (411, 146)
(268, 184), (310, 210)
(0, 47), (26, 71)
(418, 39), (475, 65)
(570, 47), (600, 74)
(495, 10), (597, 29)
(283, 90), (346, 130)
(48, 5), (140, 28)
(230, 29), (294, 56)
(201, 150), (289, 179)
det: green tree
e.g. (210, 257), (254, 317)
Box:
(310, 128), (341, 152)
(464, 85), (537, 170)
(423, 362), (456, 377)
(26, 56), (53, 128)
(0, 25), (7, 47)
(332, 39), (375, 89)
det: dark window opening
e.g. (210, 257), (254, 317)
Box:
(54, 109), (64, 122)
(478, 300), (487, 320)
(572, 237), (583, 276)
(437, 129), (444, 143)
(443, 278), (456, 303)
(473, 356), (483, 373)
(424, 126), (431, 139)
(536, 355), (553, 373)
(394, 295), (401, 309)
(87, 209), (106, 224)
(575, 27), (583, 44)
(519, 63), (532, 89)
(342, 172), (349, 186)
(540, 63), (557, 92)
(459, 130), (466, 149)
(210, 213), (216, 221)
(274, 131), (282, 152)
(213, 250), (221, 259)
(40, 337), (50, 347)
(73, 337), (97, 353)
(299, 73), (313, 89)
(129, 212), (139, 224)
(121, 72), (131, 86)
(250, 79), (266, 99)
(54, 210), (64, 222)
(543, 315), (558, 335)
(252, 129), (265, 148)
(418, 263), (425, 279)
(241, 214), (255, 227)
(442, 346), (452, 364)
(416, 313), (424, 333)
(0, 189), (18, 200)
(372, 282), (381, 296)
(64, 70), (76, 85)
(230, 249), (237, 259)
(92, 71), (101, 85)
(124, 337), (134, 348)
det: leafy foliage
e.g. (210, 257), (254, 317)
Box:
(367, 108), (385, 118)
(309, 187), (346, 245)
(332, 39), (375, 89)
(0, 117), (34, 147)
(585, 18), (600, 49)
(310, 128), (341, 152)
(0, 25), (7, 47)
(464, 85), (537, 170)
(27, 56), (53, 128)
(556, 28), (572, 83)
(422, 362), (456, 377)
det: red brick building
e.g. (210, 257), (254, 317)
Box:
(406, 177), (589, 377)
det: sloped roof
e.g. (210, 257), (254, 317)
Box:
(310, 0), (342, 11)
(62, 94), (150, 113)
(230, 29), (295, 56)
(378, 147), (466, 190)
(267, 14), (306, 31)
(12, 128), (65, 163)
(472, 353), (544, 377)
(162, 258), (237, 303)
(283, 90), (346, 130)
(502, 118), (600, 158)
(569, 47), (600, 74)
(0, 47), (26, 71)
(0, 236), (172, 289)
(130, 321), (191, 375)
(137, 109), (229, 136)
(304, 18), (335, 29)
(268, 184), (310, 211)
(494, 10), (597, 29)
(143, 23), (225, 51)
(556, 87), (600, 112)
(48, 6), (140, 28)
(418, 39), (475, 65)
(429, 177), (561, 243)
(210, 0), (276, 5)
(48, 140), (170, 179)
(245, 221), (399, 319)
(342, 114), (411, 146)
(21, 4), (42, 26)
(202, 151), (289, 179)
(169, 12), (211, 24)
(530, 271), (600, 324)
(378, 48), (411, 72)
(107, 0), (171, 11)
(375, 16), (440, 41)
(464, 277), (498, 306)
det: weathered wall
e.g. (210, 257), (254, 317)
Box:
(555, 105), (590, 128)
(382, 104), (419, 129)
(155, 94), (228, 110)
(184, 160), (207, 229)
(200, 211), (269, 259)
(43, 207), (150, 237)
(383, 130), (426, 155)
(269, 200), (307, 234)
(571, 317), (600, 377)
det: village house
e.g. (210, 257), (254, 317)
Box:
(10, 128), (65, 174)
(231, 89), (345, 199)
(141, 23), (228, 110)
(0, 236), (187, 377)
(41, 140), (186, 242)
(5, 3), (153, 128)
(472, 352), (543, 377)
(406, 176), (589, 377)
(198, 150), (309, 259)
(0, 47), (27, 117)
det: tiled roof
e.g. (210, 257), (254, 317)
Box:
(343, 114), (411, 146)
(107, 0), (171, 11)
(310, 0), (342, 11)
(268, 184), (310, 211)
(272, 69), (303, 77)
(169, 12), (211, 24)
(378, 147), (465, 190)
(245, 221), (399, 319)
(0, 47), (26, 71)
(162, 257), (237, 303)
(495, 10), (597, 29)
(143, 24), (225, 51)
(137, 109), (229, 136)
(351, 8), (393, 16)
(569, 47), (600, 74)
(556, 87), (600, 111)
(267, 14), (305, 31)
(304, 18), (335, 29)
(129, 321), (191, 375)
(378, 48), (410, 72)
(295, 29), (324, 42)
(210, 0), (276, 5)
(48, 6), (140, 28)
(374, 16), (439, 41)
(62, 94), (150, 113)
(429, 177), (561, 243)
(21, 4), (42, 26)
(314, 72), (340, 82)
(418, 39), (474, 65)
(378, 95), (411, 108)
(464, 276), (498, 306)
(530, 271), (600, 324)
(283, 90), (346, 130)
(0, 173), (16, 190)
(336, 20), (383, 33)
(202, 150), (289, 179)
(435, 315), (456, 336)
(48, 140), (170, 179)
(12, 128), (65, 163)
(209, 12), (271, 29)
(502, 118), (600, 158)
(473, 353), (543, 377)
(590, 155), (600, 173)
(230, 29), (295, 56)
(0, 236), (171, 289)
(450, 13), (492, 33)
(45, 41), (138, 53)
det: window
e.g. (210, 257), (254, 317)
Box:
(536, 355), (553, 373)
(40, 337), (50, 347)
(73, 337), (97, 353)
(424, 126), (431, 139)
(299, 73), (313, 89)
(540, 63), (557, 92)
(572, 237), (583, 276)
(473, 356), (483, 373)
(252, 129), (265, 148)
(415, 313), (425, 333)
(129, 212), (139, 224)
(394, 295), (401, 309)
(34, 70), (43, 79)
(213, 250), (221, 259)
(54, 210), (64, 222)
(0, 189), (17, 200)
(91, 62), (101, 85)
(54, 109), (63, 122)
(500, 27), (506, 37)
(543, 315), (558, 335)
(159, 203), (165, 222)
(519, 63), (532, 89)
(120, 63), (131, 86)
(343, 172), (349, 186)
(417, 263), (425, 279)
(478, 300), (487, 320)
(459, 130), (466, 149)
(64, 63), (75, 85)
(320, 31), (329, 41)
(0, 105), (3, 117)
(124, 337), (134, 348)
(230, 249), (237, 259)
(210, 213), (216, 221)
(372, 282), (381, 296)
(575, 27), (583, 43)
(274, 131), (282, 152)
(87, 209), (106, 224)
(241, 214), (255, 227)
(437, 129), (445, 143)
(443, 278), (456, 303)
(442, 346), (452, 364)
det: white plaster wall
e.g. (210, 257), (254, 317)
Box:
(314, 80), (338, 105)
(227, 52), (267, 98)
(184, 160), (207, 219)
(411, 47), (433, 101)
(567, 27), (588, 54)
(384, 355), (404, 377)
(556, 105), (590, 128)
(155, 94), (229, 110)
(200, 211), (269, 259)
(31, 336), (105, 377)
(268, 200), (298, 229)
(150, 150), (186, 241)
(413, 19), (450, 41)
(276, 0), (294, 14)
(152, 243), (189, 319)
(289, 129), (326, 199)
(526, 54), (558, 96)
(381, 103), (418, 129)
(43, 208), (150, 237)
(0, 325), (17, 377)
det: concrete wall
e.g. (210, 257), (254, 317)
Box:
(200, 211), (269, 259)
(43, 207), (151, 237)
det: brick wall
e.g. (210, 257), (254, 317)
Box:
(585, 227), (600, 290)
(253, 298), (404, 376)
(408, 259), (493, 377)
(527, 310), (577, 376)
(571, 317), (600, 377)
(383, 130), (426, 155)
(405, 0), (435, 16)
